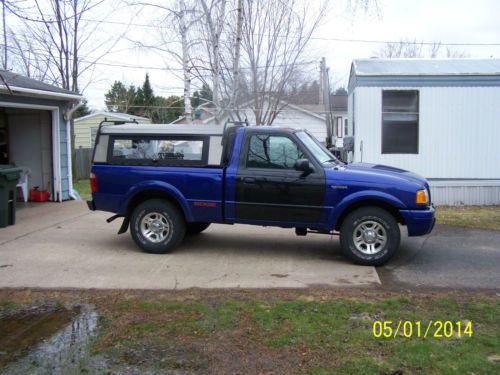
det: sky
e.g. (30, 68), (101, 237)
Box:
(35, 0), (500, 109)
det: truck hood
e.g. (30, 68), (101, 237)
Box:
(344, 163), (428, 187)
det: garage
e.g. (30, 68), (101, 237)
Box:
(0, 71), (82, 202)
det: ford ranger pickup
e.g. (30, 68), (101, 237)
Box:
(87, 123), (435, 266)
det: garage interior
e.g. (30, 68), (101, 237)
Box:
(0, 107), (54, 202)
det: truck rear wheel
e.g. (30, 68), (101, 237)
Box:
(186, 222), (210, 235)
(339, 207), (400, 266)
(130, 199), (186, 254)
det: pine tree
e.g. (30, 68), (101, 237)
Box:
(104, 81), (128, 112)
(334, 87), (347, 95)
(74, 99), (91, 118)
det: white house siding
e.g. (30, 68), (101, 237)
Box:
(200, 107), (328, 143)
(75, 114), (150, 148)
(350, 86), (500, 205)
(351, 86), (500, 179)
(233, 107), (327, 142)
(430, 180), (500, 205)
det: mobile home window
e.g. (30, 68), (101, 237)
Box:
(109, 136), (207, 166)
(382, 90), (419, 154)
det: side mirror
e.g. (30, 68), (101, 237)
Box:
(294, 158), (314, 175)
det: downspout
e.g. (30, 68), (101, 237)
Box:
(64, 101), (83, 200)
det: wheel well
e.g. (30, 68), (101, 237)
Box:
(334, 200), (404, 231)
(126, 190), (185, 220)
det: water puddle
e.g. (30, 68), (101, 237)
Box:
(0, 304), (99, 374)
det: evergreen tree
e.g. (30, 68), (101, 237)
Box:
(142, 74), (155, 108)
(200, 83), (213, 102)
(153, 95), (183, 123)
(103, 74), (181, 122)
(74, 99), (91, 118)
(104, 81), (129, 112)
(132, 87), (145, 116)
(334, 87), (347, 95)
(191, 83), (213, 109)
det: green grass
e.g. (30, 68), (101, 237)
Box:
(97, 295), (500, 374)
(73, 179), (91, 201)
(0, 301), (20, 311)
(436, 205), (500, 230)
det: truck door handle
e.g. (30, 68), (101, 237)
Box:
(243, 177), (256, 184)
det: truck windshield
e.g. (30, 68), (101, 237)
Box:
(296, 131), (343, 166)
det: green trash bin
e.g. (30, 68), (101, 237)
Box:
(0, 164), (22, 228)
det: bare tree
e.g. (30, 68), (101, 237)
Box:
(238, 0), (327, 125)
(6, 0), (125, 94)
(8, 29), (52, 81)
(198, 0), (228, 123)
(226, 0), (243, 118)
(1, 0), (28, 70)
(127, 0), (203, 122)
(6, 0), (128, 174)
(375, 38), (470, 59)
(446, 46), (470, 58)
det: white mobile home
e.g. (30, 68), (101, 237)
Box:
(348, 58), (500, 205)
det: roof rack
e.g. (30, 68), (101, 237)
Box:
(92, 117), (139, 161)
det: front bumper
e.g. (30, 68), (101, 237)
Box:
(400, 206), (435, 236)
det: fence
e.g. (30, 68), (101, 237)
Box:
(73, 147), (93, 180)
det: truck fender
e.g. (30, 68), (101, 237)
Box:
(328, 190), (405, 230)
(120, 180), (194, 222)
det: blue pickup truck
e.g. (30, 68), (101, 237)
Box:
(87, 123), (435, 266)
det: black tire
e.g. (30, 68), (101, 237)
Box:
(339, 207), (400, 266)
(186, 222), (211, 235)
(130, 199), (185, 254)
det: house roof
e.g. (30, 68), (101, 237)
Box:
(349, 58), (500, 92)
(0, 70), (82, 101)
(330, 95), (347, 111)
(75, 111), (150, 122)
(352, 58), (500, 76)
(284, 103), (326, 120)
(171, 100), (327, 125)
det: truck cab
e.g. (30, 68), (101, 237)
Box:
(88, 123), (435, 266)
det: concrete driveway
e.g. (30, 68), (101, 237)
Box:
(0, 202), (379, 289)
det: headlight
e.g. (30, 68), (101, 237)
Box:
(416, 189), (429, 205)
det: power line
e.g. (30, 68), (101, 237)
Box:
(6, 8), (500, 47)
(100, 104), (338, 114)
(1, 43), (321, 71)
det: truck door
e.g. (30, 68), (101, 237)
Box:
(234, 131), (325, 224)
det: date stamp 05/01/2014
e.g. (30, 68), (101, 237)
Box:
(372, 320), (474, 339)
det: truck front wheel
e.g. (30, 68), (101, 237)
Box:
(339, 207), (400, 266)
(130, 199), (186, 254)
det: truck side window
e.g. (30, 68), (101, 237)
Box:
(246, 135), (304, 169)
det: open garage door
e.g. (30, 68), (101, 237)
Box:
(1, 108), (54, 201)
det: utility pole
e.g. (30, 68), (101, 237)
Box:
(320, 57), (333, 147)
(319, 58), (325, 105)
(2, 0), (7, 70)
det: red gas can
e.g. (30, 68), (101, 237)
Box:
(29, 187), (50, 202)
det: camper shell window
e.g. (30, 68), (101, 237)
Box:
(108, 135), (209, 166)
